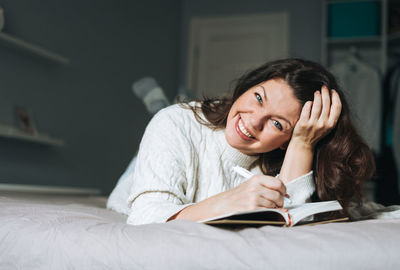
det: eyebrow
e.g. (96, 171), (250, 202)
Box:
(258, 84), (293, 129)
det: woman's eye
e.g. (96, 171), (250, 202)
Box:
(273, 120), (283, 131)
(255, 93), (263, 104)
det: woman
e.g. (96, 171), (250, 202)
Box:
(107, 58), (375, 225)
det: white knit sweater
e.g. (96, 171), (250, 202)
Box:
(107, 104), (316, 225)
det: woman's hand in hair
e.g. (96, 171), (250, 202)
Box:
(277, 86), (342, 184)
(291, 86), (342, 149)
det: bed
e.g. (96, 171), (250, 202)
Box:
(1, 191), (399, 269)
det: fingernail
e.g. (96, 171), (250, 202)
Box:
(285, 194), (290, 198)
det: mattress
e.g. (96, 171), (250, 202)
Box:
(0, 191), (399, 269)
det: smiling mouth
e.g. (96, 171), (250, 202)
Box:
(235, 116), (256, 141)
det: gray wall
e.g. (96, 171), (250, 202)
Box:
(0, 0), (180, 194)
(0, 0), (323, 196)
(178, 0), (323, 88)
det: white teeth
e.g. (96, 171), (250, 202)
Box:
(238, 119), (253, 138)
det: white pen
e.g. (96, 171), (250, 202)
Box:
(232, 166), (292, 204)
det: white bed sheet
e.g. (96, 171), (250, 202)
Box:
(0, 191), (399, 270)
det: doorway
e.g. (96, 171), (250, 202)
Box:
(186, 12), (289, 98)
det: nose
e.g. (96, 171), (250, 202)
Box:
(249, 109), (267, 131)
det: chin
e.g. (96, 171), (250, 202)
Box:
(225, 131), (253, 155)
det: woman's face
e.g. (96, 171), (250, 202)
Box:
(225, 78), (302, 155)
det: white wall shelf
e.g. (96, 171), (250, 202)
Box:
(0, 124), (64, 147)
(0, 32), (70, 64)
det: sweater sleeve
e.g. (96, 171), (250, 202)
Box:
(250, 167), (316, 207)
(283, 171), (315, 207)
(126, 106), (197, 225)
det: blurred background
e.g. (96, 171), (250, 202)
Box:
(0, 0), (398, 205)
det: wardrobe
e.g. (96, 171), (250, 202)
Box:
(322, 0), (400, 205)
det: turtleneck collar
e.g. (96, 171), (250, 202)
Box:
(214, 129), (258, 169)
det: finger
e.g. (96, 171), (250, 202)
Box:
(309, 91), (322, 122)
(327, 90), (342, 128)
(259, 189), (284, 208)
(255, 195), (280, 209)
(319, 86), (331, 120)
(258, 177), (287, 196)
(298, 101), (313, 123)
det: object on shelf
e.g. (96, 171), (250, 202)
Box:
(328, 1), (380, 38)
(14, 106), (37, 135)
(0, 32), (70, 64)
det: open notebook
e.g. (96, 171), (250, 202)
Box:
(199, 200), (348, 227)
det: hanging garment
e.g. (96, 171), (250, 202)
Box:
(384, 65), (400, 148)
(330, 57), (383, 154)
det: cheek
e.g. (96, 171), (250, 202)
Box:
(225, 116), (238, 145)
(226, 102), (238, 124)
(259, 131), (291, 149)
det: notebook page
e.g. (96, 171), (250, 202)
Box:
(287, 201), (342, 225)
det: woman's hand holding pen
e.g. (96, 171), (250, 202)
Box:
(169, 174), (288, 222)
(212, 175), (288, 213)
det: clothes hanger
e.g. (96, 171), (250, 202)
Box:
(347, 46), (361, 71)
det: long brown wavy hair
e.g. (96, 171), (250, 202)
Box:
(185, 58), (375, 213)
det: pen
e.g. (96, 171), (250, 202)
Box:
(232, 166), (292, 204)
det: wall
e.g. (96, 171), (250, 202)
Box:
(178, 0), (323, 88)
(0, 0), (180, 194)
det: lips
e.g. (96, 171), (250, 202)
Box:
(235, 116), (255, 141)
